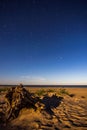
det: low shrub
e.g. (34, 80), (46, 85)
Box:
(36, 89), (46, 96)
(47, 89), (55, 93)
(69, 94), (75, 97)
(58, 88), (69, 95)
(81, 96), (85, 98)
(0, 87), (8, 92)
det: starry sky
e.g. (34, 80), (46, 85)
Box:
(0, 0), (87, 85)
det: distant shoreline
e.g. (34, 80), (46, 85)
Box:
(0, 85), (87, 88)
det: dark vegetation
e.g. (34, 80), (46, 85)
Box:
(0, 88), (9, 92)
(36, 89), (46, 96)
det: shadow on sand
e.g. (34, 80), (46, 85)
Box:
(41, 95), (63, 115)
(0, 95), (63, 130)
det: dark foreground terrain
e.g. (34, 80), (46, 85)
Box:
(0, 85), (87, 130)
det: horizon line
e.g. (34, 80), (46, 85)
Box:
(0, 84), (87, 86)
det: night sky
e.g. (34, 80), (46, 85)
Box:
(0, 0), (87, 85)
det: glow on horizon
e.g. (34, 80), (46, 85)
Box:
(0, 71), (87, 85)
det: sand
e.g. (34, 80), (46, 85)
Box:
(0, 87), (87, 130)
(26, 87), (87, 98)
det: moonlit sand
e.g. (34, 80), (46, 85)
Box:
(0, 85), (87, 130)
